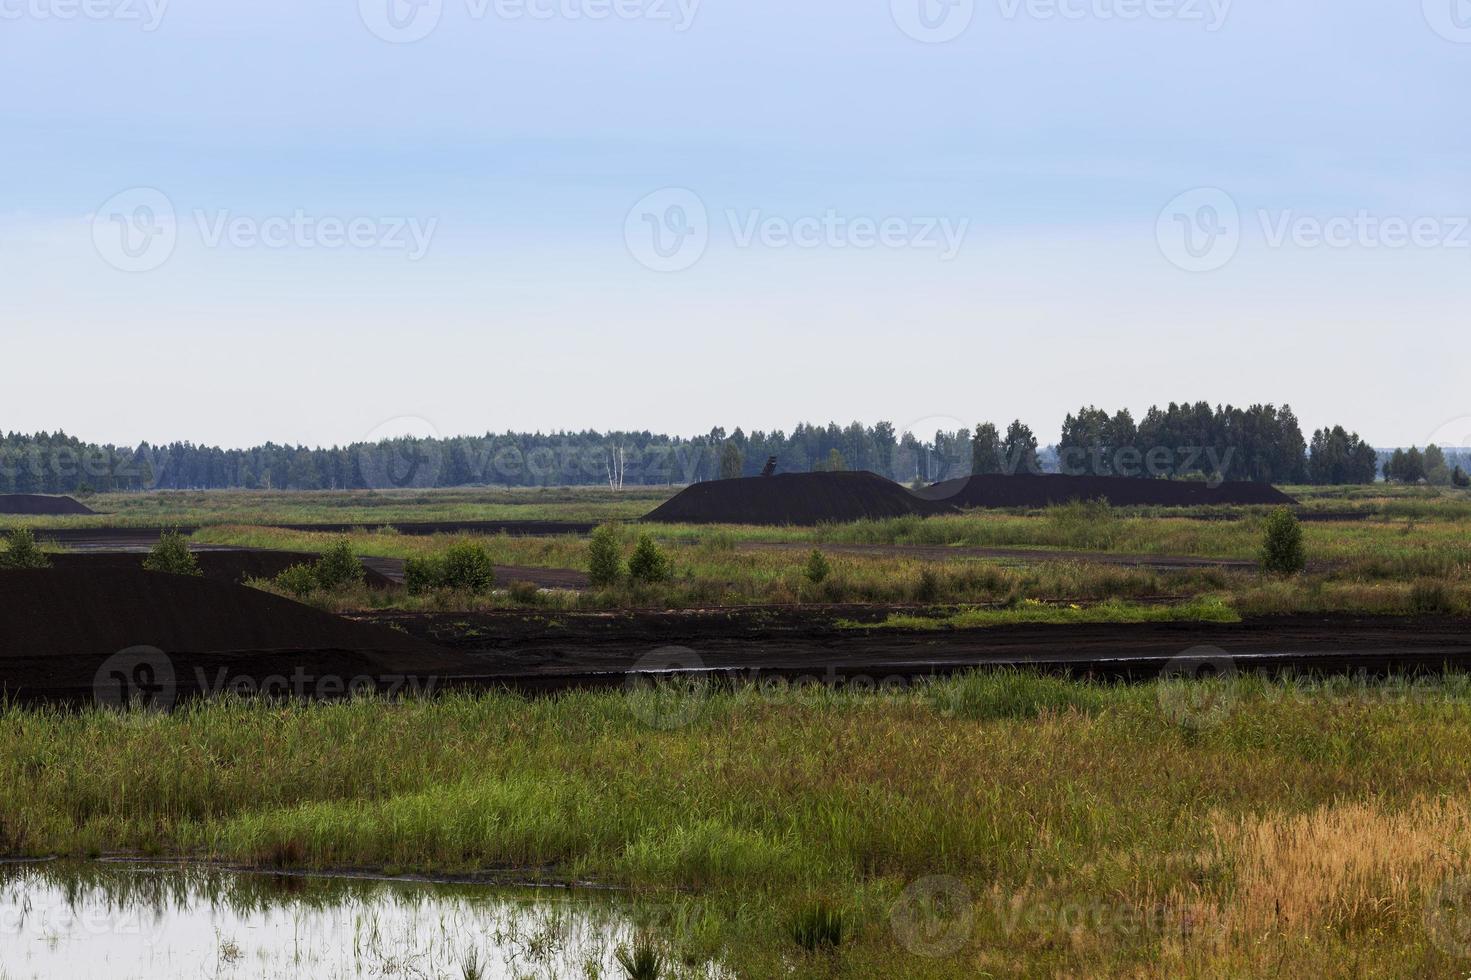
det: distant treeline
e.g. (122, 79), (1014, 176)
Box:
(1, 406), (1464, 493)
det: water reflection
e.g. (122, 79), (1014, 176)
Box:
(0, 861), (694, 979)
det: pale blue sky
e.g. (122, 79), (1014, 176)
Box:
(2, 0), (1467, 449)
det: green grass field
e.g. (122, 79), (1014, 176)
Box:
(5, 673), (1471, 977)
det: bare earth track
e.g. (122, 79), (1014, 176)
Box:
(355, 609), (1471, 691)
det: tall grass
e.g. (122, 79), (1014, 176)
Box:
(5, 677), (1471, 974)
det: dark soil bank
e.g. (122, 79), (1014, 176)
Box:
(44, 550), (398, 589)
(915, 474), (1297, 508)
(0, 494), (96, 516)
(0, 569), (478, 701)
(361, 608), (1471, 688)
(642, 471), (950, 526)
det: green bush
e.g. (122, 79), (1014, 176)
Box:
(314, 539), (366, 591)
(1259, 507), (1306, 576)
(587, 523), (624, 588)
(275, 563), (320, 598)
(627, 534), (672, 584)
(403, 557), (442, 595)
(404, 542), (496, 595)
(803, 549), (831, 585)
(273, 540), (365, 597)
(0, 528), (50, 569)
(440, 541), (496, 593)
(141, 530), (201, 576)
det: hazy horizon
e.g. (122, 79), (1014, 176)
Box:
(4, 0), (1468, 449)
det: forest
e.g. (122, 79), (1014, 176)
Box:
(0, 403), (1461, 493)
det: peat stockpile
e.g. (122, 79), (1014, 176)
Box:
(915, 474), (1297, 508)
(0, 568), (476, 701)
(0, 494), (96, 516)
(643, 471), (948, 526)
(44, 550), (398, 588)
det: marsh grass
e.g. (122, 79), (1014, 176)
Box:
(6, 674), (1471, 974)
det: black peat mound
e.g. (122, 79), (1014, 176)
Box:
(45, 550), (398, 588)
(0, 568), (476, 700)
(914, 474), (1298, 508)
(0, 494), (96, 516)
(643, 471), (950, 526)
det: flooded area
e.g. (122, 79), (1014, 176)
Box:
(0, 861), (713, 979)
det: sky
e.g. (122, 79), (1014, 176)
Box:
(1, 0), (1468, 450)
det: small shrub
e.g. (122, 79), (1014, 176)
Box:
(614, 935), (665, 980)
(803, 549), (831, 585)
(790, 901), (846, 952)
(141, 530), (201, 576)
(440, 541), (496, 594)
(1259, 507), (1306, 576)
(404, 557), (443, 595)
(275, 563), (320, 598)
(627, 534), (672, 584)
(313, 539), (366, 592)
(588, 523), (624, 588)
(0, 528), (50, 569)
(507, 580), (541, 605)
